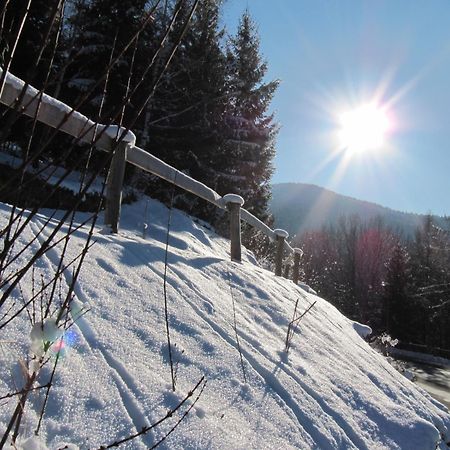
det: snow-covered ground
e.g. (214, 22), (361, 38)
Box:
(0, 150), (106, 194)
(1, 197), (450, 449)
(402, 362), (450, 411)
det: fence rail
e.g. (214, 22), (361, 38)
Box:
(0, 69), (303, 280)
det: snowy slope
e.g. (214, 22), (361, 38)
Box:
(1, 197), (449, 450)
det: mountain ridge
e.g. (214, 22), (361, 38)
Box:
(270, 182), (447, 238)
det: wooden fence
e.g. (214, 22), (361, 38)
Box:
(0, 69), (303, 281)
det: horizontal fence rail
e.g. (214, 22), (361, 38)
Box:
(0, 69), (119, 151)
(0, 69), (304, 280)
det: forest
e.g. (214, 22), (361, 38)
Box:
(295, 215), (450, 353)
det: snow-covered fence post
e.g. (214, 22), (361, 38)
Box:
(223, 194), (245, 262)
(292, 247), (303, 285)
(105, 141), (129, 233)
(274, 229), (289, 276)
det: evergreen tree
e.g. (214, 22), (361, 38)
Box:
(384, 241), (412, 340)
(409, 215), (450, 347)
(59, 0), (157, 174)
(139, 0), (228, 217)
(64, 0), (151, 127)
(2, 0), (63, 87)
(223, 11), (279, 220)
(1, 0), (64, 159)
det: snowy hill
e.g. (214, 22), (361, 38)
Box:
(270, 183), (447, 237)
(1, 197), (449, 449)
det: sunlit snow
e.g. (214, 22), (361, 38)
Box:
(0, 197), (449, 449)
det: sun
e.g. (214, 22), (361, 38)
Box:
(338, 103), (390, 154)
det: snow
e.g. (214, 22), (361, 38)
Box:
(103, 125), (137, 146)
(0, 69), (135, 150)
(30, 319), (63, 346)
(1, 197), (450, 449)
(399, 361), (450, 411)
(297, 281), (317, 295)
(222, 193), (245, 206)
(273, 228), (289, 238)
(0, 68), (93, 131)
(0, 149), (106, 194)
(352, 322), (373, 339)
(390, 348), (450, 368)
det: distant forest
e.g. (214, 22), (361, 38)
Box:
(295, 214), (450, 352)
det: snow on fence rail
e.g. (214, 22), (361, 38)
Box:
(0, 70), (303, 279)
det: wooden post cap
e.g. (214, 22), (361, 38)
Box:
(273, 229), (289, 239)
(222, 193), (245, 206)
(104, 125), (137, 146)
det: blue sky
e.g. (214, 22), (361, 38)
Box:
(223, 1), (450, 216)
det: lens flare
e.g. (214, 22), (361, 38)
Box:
(49, 329), (79, 358)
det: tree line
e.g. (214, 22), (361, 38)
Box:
(295, 215), (450, 351)
(2, 0), (278, 230)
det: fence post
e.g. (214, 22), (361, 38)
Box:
(283, 264), (290, 279)
(223, 194), (244, 262)
(292, 247), (303, 285)
(274, 229), (289, 276)
(105, 141), (129, 233)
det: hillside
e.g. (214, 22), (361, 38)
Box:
(1, 198), (450, 449)
(270, 183), (447, 238)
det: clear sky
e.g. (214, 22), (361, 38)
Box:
(223, 0), (450, 216)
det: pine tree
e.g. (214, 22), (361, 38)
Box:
(1, 0), (65, 162)
(64, 0), (150, 126)
(384, 241), (411, 340)
(139, 0), (228, 217)
(2, 0), (63, 87)
(409, 215), (450, 347)
(223, 11), (279, 220)
(59, 0), (157, 175)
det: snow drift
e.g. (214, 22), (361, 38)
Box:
(0, 197), (449, 449)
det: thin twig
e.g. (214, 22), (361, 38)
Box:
(285, 300), (316, 353)
(149, 378), (208, 449)
(97, 376), (206, 449)
(163, 173), (177, 391)
(0, 383), (51, 401)
(227, 270), (247, 383)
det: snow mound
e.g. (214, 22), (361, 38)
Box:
(352, 321), (372, 339)
(1, 197), (449, 449)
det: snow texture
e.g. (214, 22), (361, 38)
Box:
(297, 281), (317, 295)
(0, 197), (449, 449)
(0, 150), (106, 194)
(390, 349), (450, 368)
